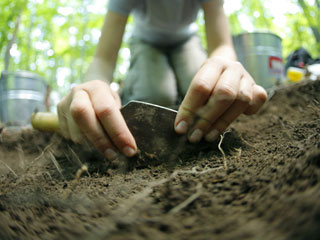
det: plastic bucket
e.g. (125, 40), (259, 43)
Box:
(0, 71), (47, 126)
(233, 32), (284, 89)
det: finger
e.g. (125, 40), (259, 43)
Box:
(84, 81), (137, 157)
(187, 64), (242, 143)
(205, 99), (250, 142)
(175, 59), (224, 134)
(68, 91), (89, 144)
(244, 85), (267, 115)
(67, 114), (85, 144)
(57, 95), (71, 140)
(111, 89), (122, 109)
(238, 73), (254, 103)
(70, 89), (117, 160)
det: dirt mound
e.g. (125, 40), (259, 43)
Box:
(0, 80), (319, 240)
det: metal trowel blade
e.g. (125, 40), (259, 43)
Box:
(120, 100), (182, 160)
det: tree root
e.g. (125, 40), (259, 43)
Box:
(0, 160), (18, 178)
(236, 148), (242, 162)
(66, 165), (90, 199)
(48, 151), (64, 179)
(218, 130), (230, 171)
(169, 182), (203, 214)
(239, 135), (256, 148)
(33, 134), (61, 163)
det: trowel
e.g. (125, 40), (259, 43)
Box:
(31, 101), (185, 160)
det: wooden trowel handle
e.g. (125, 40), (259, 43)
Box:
(31, 112), (59, 132)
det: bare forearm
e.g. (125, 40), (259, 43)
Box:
(209, 44), (237, 61)
(84, 57), (115, 83)
(84, 10), (127, 84)
(203, 0), (237, 61)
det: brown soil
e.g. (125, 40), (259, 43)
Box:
(0, 80), (319, 240)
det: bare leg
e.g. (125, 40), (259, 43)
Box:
(169, 35), (207, 99)
(122, 39), (178, 107)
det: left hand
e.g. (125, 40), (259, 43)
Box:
(174, 56), (267, 143)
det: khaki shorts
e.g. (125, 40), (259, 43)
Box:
(121, 35), (207, 106)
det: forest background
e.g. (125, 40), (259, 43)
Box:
(0, 0), (319, 106)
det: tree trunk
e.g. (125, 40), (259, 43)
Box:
(0, 11), (15, 55)
(24, 16), (34, 70)
(297, 0), (320, 43)
(4, 11), (22, 71)
(79, 0), (89, 82)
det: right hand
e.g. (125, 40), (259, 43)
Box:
(57, 80), (137, 160)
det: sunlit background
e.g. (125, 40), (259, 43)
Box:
(0, 0), (319, 109)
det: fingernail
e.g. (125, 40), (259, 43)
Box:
(189, 129), (203, 143)
(104, 148), (118, 160)
(175, 121), (188, 134)
(123, 146), (136, 157)
(205, 129), (219, 142)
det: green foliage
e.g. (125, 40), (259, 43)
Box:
(0, 0), (319, 99)
(283, 11), (318, 58)
(0, 0), (105, 96)
(224, 0), (320, 58)
(0, 0), (26, 54)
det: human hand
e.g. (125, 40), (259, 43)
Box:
(174, 56), (267, 142)
(57, 80), (137, 159)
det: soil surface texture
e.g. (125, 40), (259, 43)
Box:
(0, 80), (319, 240)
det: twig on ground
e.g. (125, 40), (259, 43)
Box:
(74, 165), (89, 183)
(0, 160), (18, 178)
(68, 147), (91, 177)
(34, 134), (62, 164)
(69, 147), (83, 167)
(169, 182), (203, 214)
(16, 144), (25, 168)
(45, 171), (53, 181)
(239, 135), (255, 148)
(66, 165), (89, 199)
(48, 151), (64, 178)
(312, 98), (319, 105)
(218, 131), (229, 170)
(172, 166), (223, 177)
(34, 141), (56, 162)
(236, 148), (242, 162)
